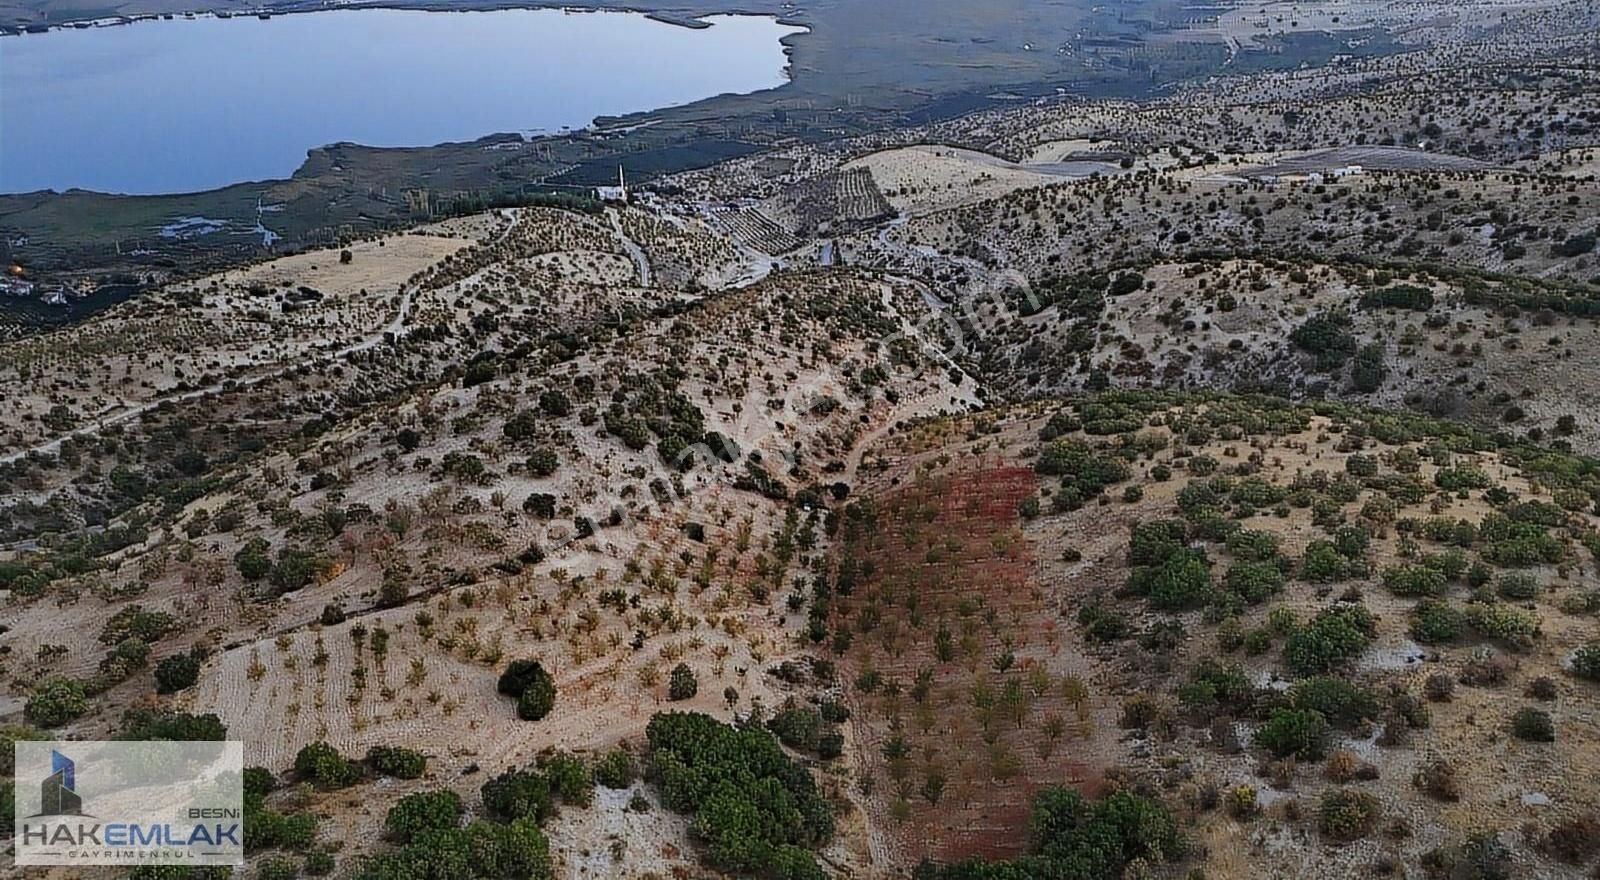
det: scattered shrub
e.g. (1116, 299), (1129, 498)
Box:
(1424, 673), (1456, 703)
(481, 768), (554, 823)
(1255, 708), (1331, 760)
(367, 746), (426, 780)
(1412, 758), (1461, 801)
(668, 663), (699, 701)
(385, 789), (463, 843)
(1409, 600), (1466, 644)
(294, 742), (361, 789)
(154, 650), (205, 694)
(499, 660), (557, 721)
(1284, 605), (1375, 676)
(1318, 789), (1379, 841)
(1511, 707), (1555, 742)
(1570, 642), (1600, 681)
(24, 677), (88, 728)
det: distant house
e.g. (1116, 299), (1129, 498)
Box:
(596, 166), (630, 203)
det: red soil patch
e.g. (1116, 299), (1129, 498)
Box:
(832, 465), (1099, 864)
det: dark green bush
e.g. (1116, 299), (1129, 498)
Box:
(385, 790), (462, 843)
(154, 650), (204, 694)
(1255, 708), (1331, 760)
(1410, 600), (1467, 644)
(1573, 642), (1600, 681)
(499, 660), (557, 721)
(1284, 605), (1375, 676)
(1511, 707), (1555, 742)
(481, 768), (553, 823)
(24, 677), (88, 728)
(647, 712), (832, 879)
(367, 746), (426, 780)
(294, 742), (361, 789)
(668, 663), (699, 701)
(1289, 677), (1379, 729)
(592, 749), (635, 789)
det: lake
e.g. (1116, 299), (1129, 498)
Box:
(0, 9), (803, 195)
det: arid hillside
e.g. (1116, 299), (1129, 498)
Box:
(6, 6), (1600, 877)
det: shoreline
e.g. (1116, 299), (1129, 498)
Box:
(0, 5), (809, 198)
(0, 0), (798, 36)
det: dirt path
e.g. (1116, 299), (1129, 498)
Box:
(608, 208), (653, 287)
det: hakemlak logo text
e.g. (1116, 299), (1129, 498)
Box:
(13, 740), (244, 866)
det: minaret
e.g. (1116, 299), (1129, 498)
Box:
(618, 165), (628, 203)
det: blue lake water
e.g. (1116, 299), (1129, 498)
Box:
(0, 9), (803, 195)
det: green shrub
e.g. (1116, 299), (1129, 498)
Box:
(1080, 604), (1131, 642)
(592, 749), (635, 789)
(244, 767), (277, 799)
(24, 677), (88, 728)
(1410, 600), (1466, 644)
(1382, 564), (1447, 597)
(1345, 454), (1379, 477)
(1222, 561), (1285, 604)
(256, 855), (299, 880)
(481, 768), (553, 823)
(1126, 549), (1212, 611)
(497, 659), (549, 697)
(1573, 643), (1600, 681)
(1243, 628), (1272, 655)
(1423, 548), (1469, 582)
(1464, 602), (1538, 648)
(648, 712), (831, 878)
(367, 746), (426, 780)
(1289, 677), (1379, 729)
(1128, 520), (1189, 566)
(1290, 312), (1356, 365)
(155, 650), (204, 694)
(539, 752), (593, 807)
(1036, 439), (1131, 503)
(1225, 529), (1281, 562)
(1333, 525), (1370, 559)
(1434, 465), (1491, 491)
(118, 709), (226, 741)
(353, 818), (551, 880)
(1255, 708), (1330, 760)
(1497, 573), (1542, 600)
(1511, 707), (1555, 742)
(1300, 541), (1350, 583)
(1177, 661), (1252, 710)
(385, 790), (462, 843)
(499, 660), (557, 721)
(293, 742), (361, 789)
(303, 850), (335, 876)
(1318, 789), (1379, 841)
(1284, 605), (1375, 676)
(921, 786), (1182, 879)
(246, 806), (317, 852)
(668, 663), (699, 701)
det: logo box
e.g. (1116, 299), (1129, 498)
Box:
(13, 740), (244, 866)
